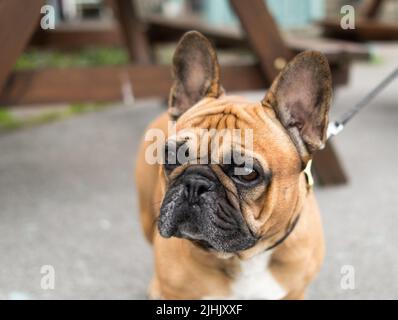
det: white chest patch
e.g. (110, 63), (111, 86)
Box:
(204, 251), (286, 300)
(230, 251), (286, 300)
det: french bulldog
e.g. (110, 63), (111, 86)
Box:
(135, 31), (331, 299)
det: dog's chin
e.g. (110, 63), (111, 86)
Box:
(192, 236), (256, 253)
(187, 238), (215, 251)
(169, 228), (213, 251)
(174, 229), (216, 251)
(171, 225), (256, 253)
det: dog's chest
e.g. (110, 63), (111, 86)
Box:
(226, 251), (286, 300)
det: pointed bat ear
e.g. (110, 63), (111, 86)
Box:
(168, 31), (221, 120)
(263, 51), (332, 163)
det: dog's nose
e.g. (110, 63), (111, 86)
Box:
(183, 176), (212, 203)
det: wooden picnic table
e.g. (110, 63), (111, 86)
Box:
(0, 0), (370, 185)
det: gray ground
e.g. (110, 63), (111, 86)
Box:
(0, 45), (397, 300)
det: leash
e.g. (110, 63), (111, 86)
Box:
(327, 66), (398, 139)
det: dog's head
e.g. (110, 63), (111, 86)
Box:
(158, 31), (332, 254)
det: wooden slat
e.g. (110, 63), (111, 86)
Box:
(319, 19), (398, 42)
(145, 14), (248, 49)
(330, 62), (350, 89)
(313, 141), (348, 185)
(29, 17), (248, 50)
(28, 19), (369, 64)
(0, 0), (44, 92)
(286, 35), (369, 62)
(30, 24), (122, 49)
(110, 0), (152, 63)
(0, 64), (266, 106)
(229, 0), (293, 81)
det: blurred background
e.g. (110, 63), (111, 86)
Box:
(0, 0), (397, 299)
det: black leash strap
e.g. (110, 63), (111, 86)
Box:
(328, 66), (398, 139)
(265, 214), (300, 251)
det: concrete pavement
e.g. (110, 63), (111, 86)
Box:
(0, 45), (397, 299)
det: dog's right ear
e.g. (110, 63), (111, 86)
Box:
(168, 31), (221, 120)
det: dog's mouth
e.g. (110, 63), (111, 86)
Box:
(191, 239), (214, 251)
(174, 227), (215, 250)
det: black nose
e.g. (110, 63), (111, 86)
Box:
(183, 176), (213, 203)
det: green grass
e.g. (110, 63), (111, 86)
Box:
(0, 103), (107, 132)
(15, 47), (129, 70)
(0, 109), (20, 129)
(370, 52), (384, 65)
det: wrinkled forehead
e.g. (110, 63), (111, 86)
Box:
(176, 96), (257, 130)
(174, 97), (258, 152)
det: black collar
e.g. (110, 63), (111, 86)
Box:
(265, 214), (301, 251)
(262, 164), (310, 252)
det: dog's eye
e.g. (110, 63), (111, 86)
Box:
(238, 167), (259, 182)
(164, 144), (192, 173)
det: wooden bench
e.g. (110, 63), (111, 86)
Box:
(0, 0), (371, 185)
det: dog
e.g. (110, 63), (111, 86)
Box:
(135, 31), (331, 299)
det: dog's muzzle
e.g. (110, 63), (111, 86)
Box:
(158, 166), (256, 252)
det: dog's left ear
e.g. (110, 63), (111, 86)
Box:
(168, 31), (221, 120)
(262, 51), (332, 163)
